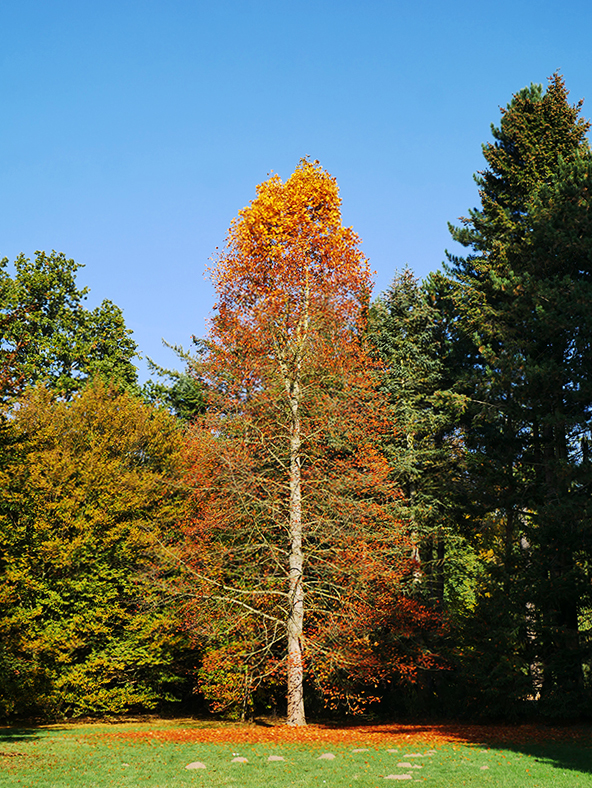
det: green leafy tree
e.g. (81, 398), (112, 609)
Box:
(0, 381), (188, 719)
(0, 250), (139, 398)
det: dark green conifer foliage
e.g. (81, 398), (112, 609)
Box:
(446, 73), (592, 717)
(370, 269), (463, 609)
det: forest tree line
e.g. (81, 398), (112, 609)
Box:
(1, 73), (591, 723)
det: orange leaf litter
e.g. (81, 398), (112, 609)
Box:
(98, 723), (591, 747)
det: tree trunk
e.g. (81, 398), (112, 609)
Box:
(286, 381), (306, 726)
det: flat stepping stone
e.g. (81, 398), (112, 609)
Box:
(185, 762), (206, 769)
(385, 775), (412, 780)
(317, 752), (336, 760)
(231, 757), (248, 763)
(268, 755), (285, 761)
(352, 748), (370, 753)
(387, 748), (399, 753)
(480, 765), (489, 770)
(404, 753), (424, 757)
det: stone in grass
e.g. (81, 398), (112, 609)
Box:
(384, 775), (412, 780)
(480, 765), (489, 770)
(352, 748), (370, 753)
(387, 748), (399, 753)
(317, 752), (336, 760)
(398, 763), (422, 769)
(185, 762), (206, 770)
(403, 753), (424, 757)
(231, 757), (249, 763)
(268, 755), (285, 762)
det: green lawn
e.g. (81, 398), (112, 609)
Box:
(1, 722), (591, 787)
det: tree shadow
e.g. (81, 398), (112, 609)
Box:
(490, 741), (592, 777)
(0, 728), (41, 743)
(349, 722), (592, 777)
(0, 726), (70, 743)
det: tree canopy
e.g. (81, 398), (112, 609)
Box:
(0, 251), (139, 399)
(178, 160), (425, 725)
(0, 381), (188, 718)
(2, 75), (592, 726)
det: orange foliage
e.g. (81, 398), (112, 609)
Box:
(180, 160), (435, 718)
(100, 722), (592, 747)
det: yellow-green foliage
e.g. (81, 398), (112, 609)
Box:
(0, 381), (188, 719)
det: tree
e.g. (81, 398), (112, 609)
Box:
(0, 381), (188, 718)
(180, 160), (415, 725)
(444, 73), (592, 716)
(370, 268), (466, 608)
(0, 250), (139, 399)
(143, 347), (205, 422)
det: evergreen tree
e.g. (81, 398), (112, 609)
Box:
(370, 268), (464, 608)
(445, 73), (592, 716)
(143, 348), (205, 422)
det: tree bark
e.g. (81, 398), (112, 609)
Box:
(286, 380), (306, 725)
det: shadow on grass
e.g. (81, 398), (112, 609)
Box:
(493, 741), (592, 777)
(0, 728), (42, 743)
(369, 722), (592, 777)
(254, 719), (592, 777)
(1, 718), (590, 777)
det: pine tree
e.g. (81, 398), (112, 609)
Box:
(445, 73), (592, 716)
(370, 268), (464, 609)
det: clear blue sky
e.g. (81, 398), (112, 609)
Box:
(1, 0), (591, 378)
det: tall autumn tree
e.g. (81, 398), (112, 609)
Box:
(182, 160), (413, 725)
(443, 73), (592, 716)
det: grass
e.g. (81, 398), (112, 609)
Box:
(0, 719), (591, 787)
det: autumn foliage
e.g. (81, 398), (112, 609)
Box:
(0, 382), (188, 718)
(176, 160), (434, 723)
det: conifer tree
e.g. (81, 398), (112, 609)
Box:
(445, 73), (592, 715)
(370, 268), (463, 608)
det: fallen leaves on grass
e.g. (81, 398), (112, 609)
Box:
(90, 722), (591, 748)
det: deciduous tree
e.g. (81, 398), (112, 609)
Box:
(0, 382), (188, 718)
(0, 251), (139, 399)
(180, 160), (415, 725)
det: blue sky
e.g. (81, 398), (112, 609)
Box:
(1, 0), (591, 378)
